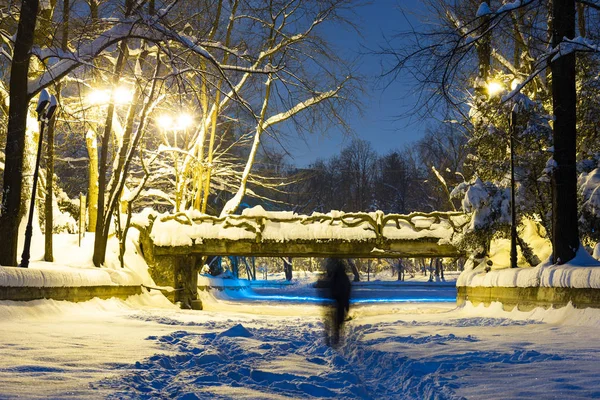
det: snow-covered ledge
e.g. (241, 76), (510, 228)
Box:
(458, 247), (600, 289)
(457, 247), (600, 310)
(0, 264), (144, 302)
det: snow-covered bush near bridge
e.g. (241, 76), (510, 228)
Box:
(36, 183), (78, 234)
(450, 178), (511, 257)
(578, 166), (600, 246)
(53, 190), (78, 233)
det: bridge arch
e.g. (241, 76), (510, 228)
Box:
(135, 208), (469, 308)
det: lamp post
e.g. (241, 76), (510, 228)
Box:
(19, 90), (58, 268)
(509, 104), (518, 269)
(486, 80), (519, 268)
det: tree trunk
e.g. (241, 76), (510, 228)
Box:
(44, 0), (68, 262)
(92, 45), (127, 267)
(577, 3), (586, 38)
(0, 0), (40, 267)
(92, 0), (135, 267)
(88, 0), (98, 19)
(551, 0), (579, 264)
(476, 2), (491, 82)
(86, 129), (98, 232)
(283, 257), (293, 281)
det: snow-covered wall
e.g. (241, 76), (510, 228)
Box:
(459, 246), (600, 289)
(0, 265), (143, 287)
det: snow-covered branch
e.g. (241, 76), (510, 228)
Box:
(262, 87), (342, 130)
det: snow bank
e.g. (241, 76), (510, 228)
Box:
(458, 246), (600, 288)
(0, 262), (145, 287)
(0, 265), (115, 287)
(0, 291), (175, 321)
(459, 301), (600, 327)
(0, 231), (156, 288)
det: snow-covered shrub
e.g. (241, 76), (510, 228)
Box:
(54, 190), (79, 233)
(578, 165), (600, 245)
(37, 184), (79, 234)
(451, 178), (510, 257)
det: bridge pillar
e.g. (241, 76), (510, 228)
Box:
(173, 255), (201, 310)
(137, 224), (201, 309)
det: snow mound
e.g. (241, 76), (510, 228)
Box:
(218, 323), (254, 338)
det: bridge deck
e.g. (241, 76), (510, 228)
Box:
(137, 209), (468, 258)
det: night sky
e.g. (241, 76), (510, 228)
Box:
(289, 0), (430, 167)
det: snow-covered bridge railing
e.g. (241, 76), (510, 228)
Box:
(135, 208), (469, 259)
(133, 207), (469, 308)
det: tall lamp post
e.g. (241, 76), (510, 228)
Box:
(509, 104), (518, 269)
(19, 90), (58, 268)
(486, 80), (519, 269)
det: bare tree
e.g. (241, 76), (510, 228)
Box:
(0, 0), (40, 266)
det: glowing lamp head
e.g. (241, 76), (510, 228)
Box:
(113, 87), (134, 104)
(176, 113), (193, 130)
(87, 89), (110, 105)
(87, 86), (133, 105)
(157, 115), (174, 130)
(486, 81), (504, 97)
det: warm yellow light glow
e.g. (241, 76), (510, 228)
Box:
(157, 113), (194, 131)
(486, 81), (504, 97)
(87, 90), (110, 105)
(176, 113), (193, 130)
(157, 115), (174, 130)
(87, 86), (133, 105)
(113, 87), (134, 104)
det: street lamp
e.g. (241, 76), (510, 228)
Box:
(485, 79), (518, 268)
(509, 103), (518, 269)
(486, 80), (504, 97)
(19, 90), (58, 268)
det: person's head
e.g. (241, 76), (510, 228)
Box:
(325, 258), (345, 275)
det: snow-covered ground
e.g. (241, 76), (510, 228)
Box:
(1, 285), (599, 399)
(1, 232), (599, 399)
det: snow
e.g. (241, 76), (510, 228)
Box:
(146, 207), (466, 247)
(475, 2), (491, 17)
(1, 228), (600, 398)
(579, 167), (600, 216)
(458, 245), (600, 288)
(497, 0), (523, 14)
(1, 232), (156, 287)
(0, 265), (116, 287)
(1, 288), (599, 399)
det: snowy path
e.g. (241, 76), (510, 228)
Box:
(0, 292), (599, 399)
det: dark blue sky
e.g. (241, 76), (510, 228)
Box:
(288, 0), (431, 167)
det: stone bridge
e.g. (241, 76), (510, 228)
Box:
(134, 208), (469, 308)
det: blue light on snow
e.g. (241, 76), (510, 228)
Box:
(351, 297), (455, 304)
(235, 292), (455, 304)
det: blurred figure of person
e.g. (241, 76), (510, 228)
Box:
(319, 258), (352, 347)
